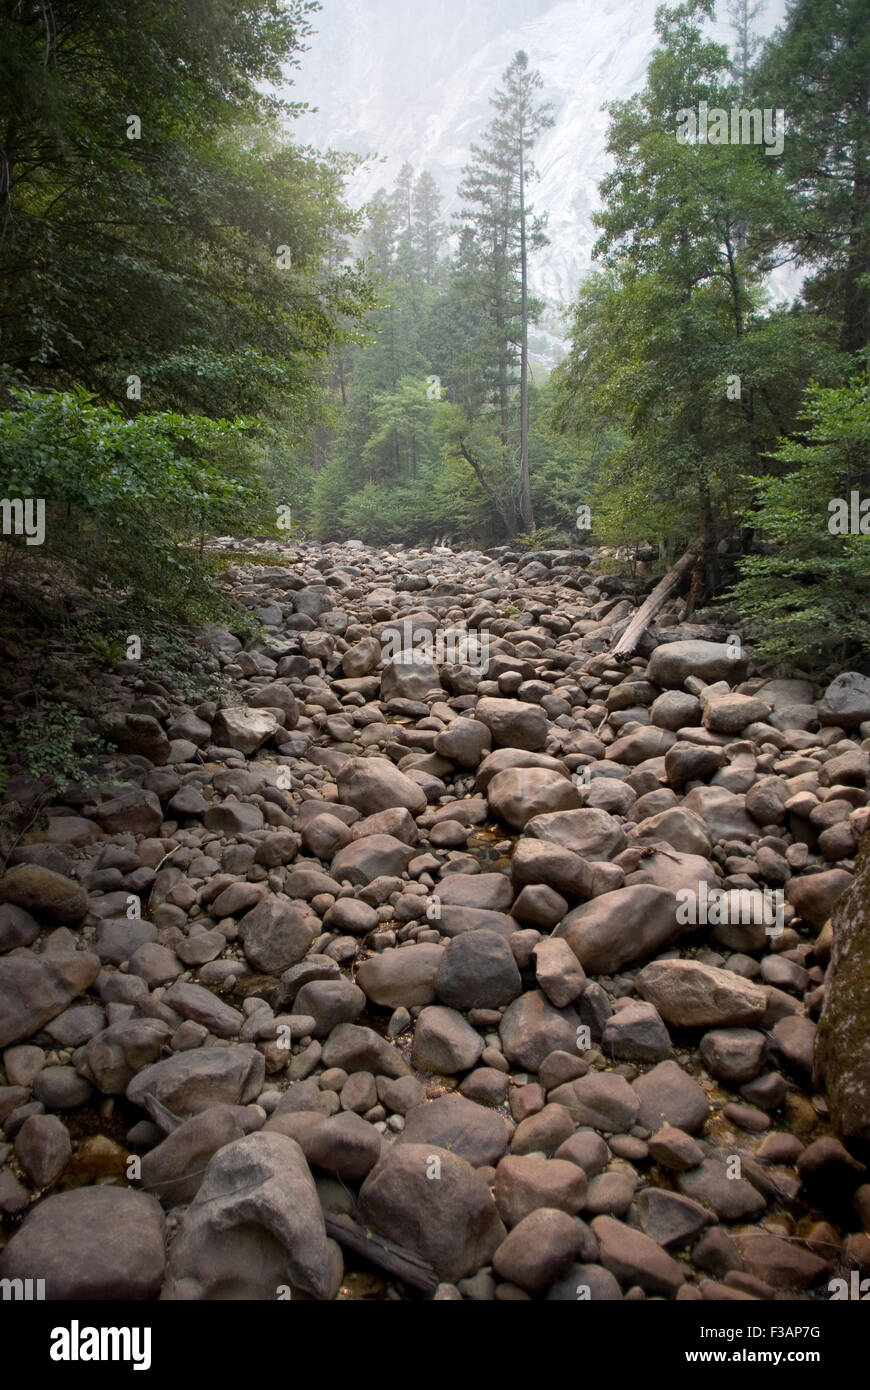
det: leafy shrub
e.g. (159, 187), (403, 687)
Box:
(0, 387), (271, 624)
(1, 701), (105, 798)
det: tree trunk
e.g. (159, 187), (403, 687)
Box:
(324, 1213), (439, 1295)
(611, 542), (701, 660)
(518, 139), (534, 532)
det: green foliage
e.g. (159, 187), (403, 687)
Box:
(515, 526), (560, 551)
(552, 0), (832, 559)
(2, 702), (105, 798)
(0, 0), (375, 631)
(731, 372), (870, 664)
(757, 0), (870, 354)
(551, 0), (866, 651)
(0, 0), (373, 419)
(0, 386), (270, 623)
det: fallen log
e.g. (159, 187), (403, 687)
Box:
(610, 543), (702, 661)
(324, 1212), (439, 1295)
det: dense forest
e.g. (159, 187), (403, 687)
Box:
(301, 0), (870, 671)
(1, 0), (868, 665)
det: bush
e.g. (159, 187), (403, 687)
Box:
(0, 387), (271, 624)
(0, 701), (105, 800)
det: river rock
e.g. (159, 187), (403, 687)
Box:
(0, 1186), (165, 1298)
(14, 1113), (72, 1189)
(532, 937), (586, 1009)
(412, 1006), (484, 1074)
(493, 1155), (587, 1227)
(238, 895), (319, 973)
(591, 1213), (686, 1295)
(0, 865), (87, 924)
(331, 833), (415, 884)
(647, 640), (746, 688)
(487, 767), (581, 829)
(818, 672), (870, 729)
(0, 950), (100, 1048)
(212, 706), (281, 753)
(560, 885), (681, 974)
(101, 712), (171, 764)
(492, 1207), (591, 1291)
(435, 931), (521, 1011)
(337, 757), (427, 815)
(815, 835), (870, 1153)
(78, 1018), (173, 1093)
(395, 1092), (512, 1167)
(357, 944), (445, 1008)
(141, 1105), (247, 1207)
(320, 1023), (410, 1078)
(127, 1045), (265, 1120)
(499, 990), (580, 1071)
(631, 1060), (709, 1134)
(474, 697), (550, 751)
(635, 959), (768, 1027)
(357, 1143), (506, 1282)
(161, 1132), (337, 1299)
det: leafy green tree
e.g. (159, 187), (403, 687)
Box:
(0, 1), (371, 421)
(553, 0), (839, 585)
(0, 0), (376, 627)
(362, 377), (442, 480)
(758, 0), (870, 354)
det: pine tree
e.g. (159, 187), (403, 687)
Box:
(456, 50), (553, 532)
(362, 188), (399, 279)
(728, 0), (764, 88)
(412, 170), (445, 284)
(392, 162), (416, 240)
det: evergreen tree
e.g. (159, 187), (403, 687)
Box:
(392, 161), (416, 240)
(456, 49), (553, 533)
(412, 170), (445, 284)
(731, 370), (870, 663)
(361, 187), (399, 279)
(728, 0), (765, 87)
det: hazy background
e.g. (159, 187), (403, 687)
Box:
(284, 0), (790, 337)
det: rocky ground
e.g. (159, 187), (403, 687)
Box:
(1, 538), (870, 1302)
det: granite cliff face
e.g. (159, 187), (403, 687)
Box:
(286, 0), (791, 348)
